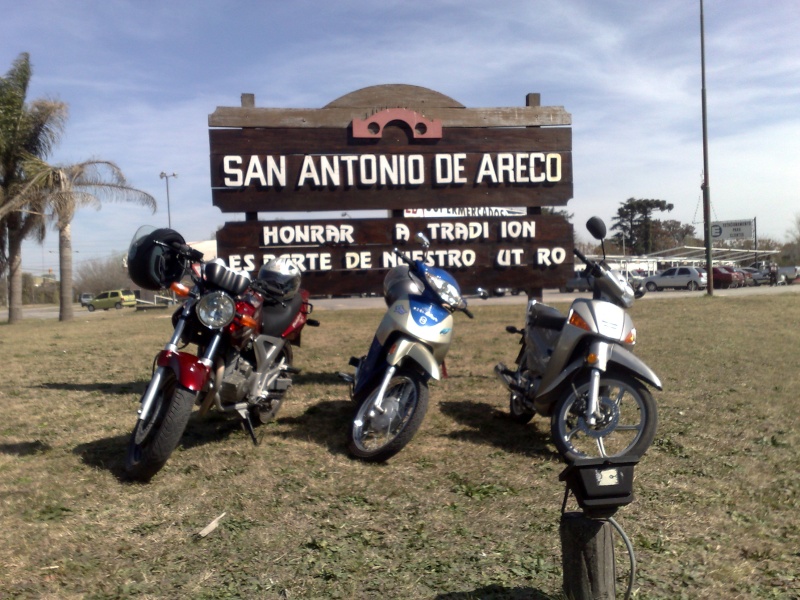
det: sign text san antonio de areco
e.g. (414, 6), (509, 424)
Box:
(208, 85), (574, 296)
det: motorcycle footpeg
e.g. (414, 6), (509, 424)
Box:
(282, 365), (301, 374)
(306, 319), (321, 327)
(348, 356), (361, 368)
(337, 372), (355, 384)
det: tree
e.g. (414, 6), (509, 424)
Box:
(653, 219), (697, 249)
(0, 53), (67, 323)
(610, 198), (674, 255)
(74, 252), (130, 295)
(21, 159), (156, 321)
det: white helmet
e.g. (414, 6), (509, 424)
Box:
(257, 257), (301, 301)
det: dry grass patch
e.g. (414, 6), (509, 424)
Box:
(1, 294), (799, 598)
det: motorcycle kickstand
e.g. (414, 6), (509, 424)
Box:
(238, 409), (259, 446)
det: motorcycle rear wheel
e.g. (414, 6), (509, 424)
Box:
(125, 371), (196, 482)
(550, 371), (657, 462)
(348, 368), (429, 462)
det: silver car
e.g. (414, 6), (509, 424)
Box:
(644, 267), (707, 291)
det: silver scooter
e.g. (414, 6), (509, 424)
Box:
(495, 217), (660, 461)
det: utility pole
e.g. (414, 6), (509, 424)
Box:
(700, 0), (714, 295)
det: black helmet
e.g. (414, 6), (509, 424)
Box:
(257, 257), (301, 301)
(127, 226), (187, 290)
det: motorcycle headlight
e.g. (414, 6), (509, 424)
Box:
(425, 272), (463, 309)
(196, 291), (236, 329)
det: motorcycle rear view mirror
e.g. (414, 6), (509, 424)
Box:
(586, 217), (607, 240)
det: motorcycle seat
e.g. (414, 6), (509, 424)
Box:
(261, 294), (304, 337)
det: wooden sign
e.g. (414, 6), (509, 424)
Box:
(216, 215), (573, 296)
(208, 85), (575, 296)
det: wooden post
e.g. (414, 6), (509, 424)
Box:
(560, 512), (616, 600)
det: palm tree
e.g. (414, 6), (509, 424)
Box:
(0, 52), (67, 323)
(22, 158), (156, 321)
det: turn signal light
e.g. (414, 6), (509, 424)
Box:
(170, 282), (190, 297)
(568, 311), (592, 332)
(624, 328), (637, 345)
(587, 352), (599, 365)
(237, 314), (259, 329)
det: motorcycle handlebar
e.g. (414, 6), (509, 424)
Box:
(573, 247), (588, 264)
(463, 307), (474, 319)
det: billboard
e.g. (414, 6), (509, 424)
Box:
(208, 84), (574, 296)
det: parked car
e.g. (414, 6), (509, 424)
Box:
(87, 289), (136, 311)
(731, 267), (754, 287)
(740, 267), (770, 286)
(748, 261), (798, 284)
(711, 266), (738, 289)
(79, 293), (94, 307)
(560, 270), (593, 293)
(718, 266), (745, 288)
(644, 266), (707, 291)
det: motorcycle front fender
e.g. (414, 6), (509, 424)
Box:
(387, 338), (440, 380)
(534, 342), (662, 414)
(608, 345), (663, 390)
(157, 349), (211, 392)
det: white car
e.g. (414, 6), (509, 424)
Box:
(644, 267), (707, 291)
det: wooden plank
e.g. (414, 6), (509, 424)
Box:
(215, 216), (574, 297)
(208, 125), (573, 213)
(211, 183), (573, 213)
(209, 106), (571, 129)
(208, 126), (572, 154)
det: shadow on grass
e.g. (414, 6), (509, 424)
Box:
(72, 413), (249, 482)
(0, 440), (52, 456)
(39, 380), (147, 396)
(73, 433), (129, 479)
(293, 370), (348, 386)
(275, 399), (353, 455)
(435, 584), (555, 600)
(438, 401), (558, 459)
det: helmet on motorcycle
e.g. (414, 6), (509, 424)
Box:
(257, 257), (301, 301)
(127, 227), (187, 290)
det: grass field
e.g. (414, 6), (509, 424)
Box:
(1, 292), (799, 599)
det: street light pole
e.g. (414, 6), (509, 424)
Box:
(700, 0), (714, 295)
(159, 171), (177, 229)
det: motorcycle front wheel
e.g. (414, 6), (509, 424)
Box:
(551, 371), (657, 462)
(348, 368), (429, 462)
(125, 370), (196, 482)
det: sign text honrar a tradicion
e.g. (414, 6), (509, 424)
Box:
(208, 85), (574, 296)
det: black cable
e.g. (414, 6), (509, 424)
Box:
(606, 516), (636, 600)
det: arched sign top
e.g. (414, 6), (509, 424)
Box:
(324, 84), (464, 109)
(352, 107), (443, 140)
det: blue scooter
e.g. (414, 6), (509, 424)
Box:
(340, 233), (477, 461)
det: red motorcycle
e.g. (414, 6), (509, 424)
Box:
(124, 226), (318, 481)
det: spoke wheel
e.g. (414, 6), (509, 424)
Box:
(551, 371), (657, 461)
(348, 368), (429, 462)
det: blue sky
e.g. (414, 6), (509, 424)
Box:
(4, 0), (799, 275)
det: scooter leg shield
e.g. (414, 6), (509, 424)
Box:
(387, 339), (440, 380)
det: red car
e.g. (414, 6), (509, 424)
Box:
(712, 266), (742, 289)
